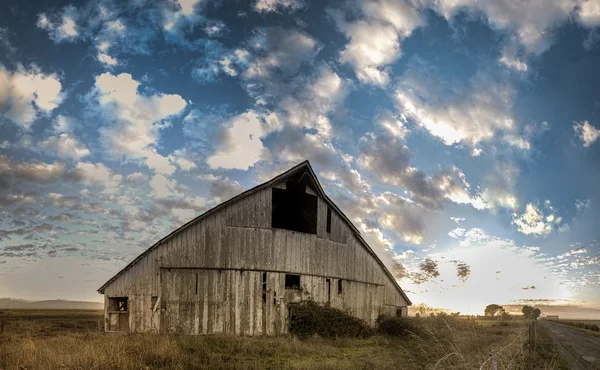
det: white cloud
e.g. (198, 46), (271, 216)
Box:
(98, 53), (119, 66)
(168, 149), (196, 171)
(206, 111), (271, 170)
(0, 65), (63, 129)
(254, 0), (302, 13)
(278, 65), (350, 138)
(378, 109), (410, 140)
(164, 0), (205, 31)
(412, 0), (579, 55)
(125, 172), (149, 185)
(150, 173), (181, 198)
(512, 202), (562, 236)
(37, 7), (80, 43)
(578, 0), (600, 28)
(40, 133), (90, 161)
(69, 162), (122, 193)
(573, 121), (600, 147)
(403, 234), (570, 313)
(245, 28), (320, 82)
(89, 72), (187, 174)
(334, 0), (423, 86)
(395, 69), (515, 147)
(499, 44), (529, 72)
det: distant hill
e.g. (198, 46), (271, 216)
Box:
(0, 298), (102, 310)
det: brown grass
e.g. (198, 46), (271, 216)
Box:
(0, 312), (567, 370)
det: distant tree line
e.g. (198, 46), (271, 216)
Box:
(484, 304), (541, 319)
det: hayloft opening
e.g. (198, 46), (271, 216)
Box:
(285, 274), (301, 290)
(272, 184), (317, 234)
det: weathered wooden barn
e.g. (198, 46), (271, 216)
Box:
(97, 161), (411, 335)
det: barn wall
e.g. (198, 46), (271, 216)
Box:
(102, 184), (409, 334)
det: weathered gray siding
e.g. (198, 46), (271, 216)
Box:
(102, 183), (409, 334)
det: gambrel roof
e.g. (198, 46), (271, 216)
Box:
(98, 160), (411, 305)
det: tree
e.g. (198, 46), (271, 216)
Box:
(485, 304), (504, 316)
(522, 305), (541, 319)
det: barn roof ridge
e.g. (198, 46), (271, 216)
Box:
(97, 160), (411, 305)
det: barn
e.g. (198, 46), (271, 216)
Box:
(97, 161), (411, 335)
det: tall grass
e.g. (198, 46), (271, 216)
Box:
(0, 316), (567, 369)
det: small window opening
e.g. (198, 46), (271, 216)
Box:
(271, 186), (317, 234)
(337, 280), (343, 295)
(326, 207), (332, 233)
(109, 297), (128, 312)
(273, 291), (277, 305)
(195, 272), (199, 295)
(285, 274), (301, 290)
(262, 272), (267, 304)
(326, 279), (331, 303)
(396, 308), (402, 317)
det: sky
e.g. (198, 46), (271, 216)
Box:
(0, 0), (599, 317)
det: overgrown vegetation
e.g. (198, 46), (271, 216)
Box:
(288, 301), (374, 339)
(376, 315), (421, 337)
(0, 310), (570, 370)
(520, 324), (570, 370)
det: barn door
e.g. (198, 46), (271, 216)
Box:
(160, 268), (201, 334)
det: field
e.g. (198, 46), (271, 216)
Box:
(549, 319), (600, 336)
(0, 310), (568, 370)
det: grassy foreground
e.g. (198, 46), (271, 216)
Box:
(0, 312), (566, 370)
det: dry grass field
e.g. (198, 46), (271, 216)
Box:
(0, 310), (568, 370)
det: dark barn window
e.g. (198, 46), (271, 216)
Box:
(396, 308), (402, 317)
(272, 187), (317, 234)
(326, 279), (331, 303)
(108, 297), (128, 312)
(338, 280), (343, 294)
(326, 207), (332, 233)
(285, 274), (301, 290)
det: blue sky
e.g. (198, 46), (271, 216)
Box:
(0, 0), (599, 315)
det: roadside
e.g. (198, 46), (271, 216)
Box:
(541, 320), (600, 370)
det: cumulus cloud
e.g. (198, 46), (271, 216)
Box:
(254, 0), (302, 13)
(357, 132), (486, 211)
(199, 174), (245, 202)
(0, 65), (63, 129)
(206, 111), (271, 170)
(37, 6), (80, 43)
(88, 72), (187, 174)
(512, 201), (562, 236)
(395, 63), (516, 147)
(40, 134), (90, 161)
(66, 162), (123, 193)
(332, 0), (423, 86)
(573, 121), (600, 147)
(243, 28), (320, 102)
(411, 0), (588, 55)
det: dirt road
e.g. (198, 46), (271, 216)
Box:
(541, 320), (600, 370)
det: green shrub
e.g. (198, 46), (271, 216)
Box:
(376, 315), (421, 337)
(289, 301), (374, 339)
